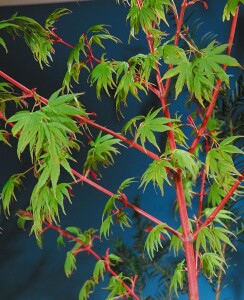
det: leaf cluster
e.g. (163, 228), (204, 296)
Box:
(83, 132), (122, 176)
(162, 42), (241, 105)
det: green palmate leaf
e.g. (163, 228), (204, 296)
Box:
(162, 41), (241, 105)
(171, 149), (199, 180)
(170, 227), (183, 256)
(90, 57), (116, 100)
(100, 215), (113, 239)
(88, 24), (121, 49)
(57, 234), (65, 248)
(127, 0), (170, 39)
(83, 132), (122, 175)
(79, 279), (96, 300)
(170, 260), (186, 296)
(144, 224), (171, 259)
(201, 252), (226, 279)
(1, 173), (24, 216)
(0, 130), (11, 146)
(106, 273), (128, 299)
(117, 177), (137, 194)
(64, 251), (77, 277)
(208, 182), (227, 206)
(222, 0), (243, 21)
(30, 183), (71, 235)
(0, 36), (8, 52)
(206, 136), (243, 189)
(0, 15), (54, 68)
(202, 208), (236, 228)
(45, 8), (71, 29)
(140, 159), (174, 195)
(123, 108), (177, 151)
(93, 260), (105, 283)
(108, 253), (123, 265)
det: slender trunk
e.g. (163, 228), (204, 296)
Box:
(175, 172), (199, 300)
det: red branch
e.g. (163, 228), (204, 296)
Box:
(19, 210), (140, 300)
(193, 170), (244, 239)
(189, 5), (240, 154)
(0, 70), (160, 161)
(72, 169), (182, 239)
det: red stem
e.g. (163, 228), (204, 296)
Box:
(193, 170), (244, 239)
(72, 169), (181, 238)
(136, 0), (199, 298)
(19, 210), (139, 300)
(0, 70), (180, 237)
(189, 5), (240, 154)
(0, 70), (160, 161)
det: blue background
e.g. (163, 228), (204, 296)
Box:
(0, 1), (243, 299)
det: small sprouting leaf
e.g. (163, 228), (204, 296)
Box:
(117, 177), (136, 194)
(144, 224), (170, 259)
(108, 253), (123, 265)
(222, 0), (242, 21)
(64, 251), (76, 277)
(100, 215), (113, 239)
(66, 226), (81, 236)
(57, 234), (65, 248)
(45, 8), (71, 29)
(1, 173), (24, 216)
(170, 260), (186, 296)
(93, 260), (105, 283)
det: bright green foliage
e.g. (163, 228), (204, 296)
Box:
(114, 61), (147, 114)
(162, 42), (240, 105)
(0, 14), (54, 67)
(90, 58), (147, 114)
(57, 234), (65, 248)
(171, 149), (199, 180)
(105, 273), (130, 299)
(196, 225), (235, 256)
(222, 0), (244, 21)
(64, 251), (77, 277)
(93, 260), (105, 283)
(126, 0), (171, 38)
(170, 260), (186, 296)
(100, 178), (135, 238)
(201, 253), (226, 279)
(63, 25), (120, 92)
(88, 24), (121, 49)
(202, 208), (236, 228)
(0, 82), (22, 116)
(206, 136), (243, 189)
(89, 57), (117, 100)
(207, 182), (227, 206)
(0, 129), (11, 146)
(123, 107), (176, 151)
(1, 173), (24, 216)
(30, 183), (71, 234)
(100, 199), (131, 238)
(45, 8), (71, 29)
(140, 158), (175, 195)
(170, 227), (183, 256)
(79, 280), (96, 300)
(84, 132), (122, 175)
(144, 224), (171, 259)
